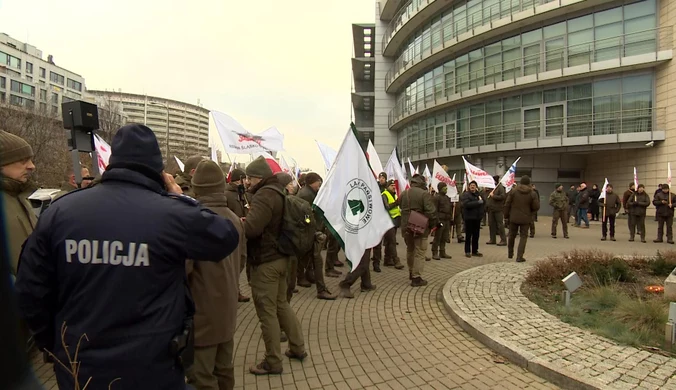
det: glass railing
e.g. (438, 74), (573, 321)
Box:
(388, 27), (672, 128)
(382, 0), (433, 53)
(385, 0), (560, 87)
(399, 107), (665, 157)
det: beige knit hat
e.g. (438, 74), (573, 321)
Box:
(0, 130), (33, 167)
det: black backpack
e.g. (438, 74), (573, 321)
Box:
(264, 186), (316, 258)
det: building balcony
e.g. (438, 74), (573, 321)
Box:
(389, 27), (673, 130)
(380, 0), (408, 22)
(403, 107), (666, 162)
(382, 0), (444, 57)
(385, 0), (617, 93)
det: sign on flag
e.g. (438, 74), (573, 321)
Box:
(462, 156), (496, 188)
(431, 160), (458, 200)
(93, 134), (111, 173)
(313, 128), (394, 271)
(634, 167), (638, 189)
(316, 140), (338, 174)
(210, 111), (284, 154)
(365, 140), (384, 178)
(385, 149), (409, 196)
(500, 157), (521, 193)
(174, 156), (185, 173)
(598, 178), (610, 200)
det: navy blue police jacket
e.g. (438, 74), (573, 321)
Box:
(14, 167), (240, 390)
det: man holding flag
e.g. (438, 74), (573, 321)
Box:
(314, 127), (394, 297)
(598, 182), (621, 241)
(653, 184), (676, 244)
(486, 175), (507, 246)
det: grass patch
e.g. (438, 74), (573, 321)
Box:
(522, 250), (676, 354)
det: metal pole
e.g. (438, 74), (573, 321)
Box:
(166, 108), (170, 160)
(70, 149), (82, 188)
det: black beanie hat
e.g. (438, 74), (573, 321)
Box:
(0, 130), (33, 166)
(245, 156), (273, 179)
(108, 124), (164, 173)
(228, 168), (246, 183)
(520, 175), (532, 185)
(192, 160), (226, 196)
(305, 172), (322, 186)
(276, 172), (294, 187)
(437, 182), (447, 192)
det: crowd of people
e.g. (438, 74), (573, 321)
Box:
(3, 123), (676, 390)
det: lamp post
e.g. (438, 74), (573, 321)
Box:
(147, 101), (170, 160)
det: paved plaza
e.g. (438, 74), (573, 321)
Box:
(33, 217), (666, 389)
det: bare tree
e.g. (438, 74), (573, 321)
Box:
(95, 94), (126, 144)
(0, 102), (70, 187)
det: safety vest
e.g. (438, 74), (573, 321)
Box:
(382, 190), (401, 219)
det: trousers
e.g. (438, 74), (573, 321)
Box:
(551, 209), (568, 237)
(339, 248), (372, 289)
(432, 219), (450, 254)
(628, 214), (645, 240)
(487, 210), (506, 242)
(382, 226), (400, 265)
(403, 231), (426, 278)
(464, 219), (481, 254)
(508, 223), (529, 260)
(187, 339), (235, 390)
(325, 234), (340, 271)
(602, 215), (616, 238)
(250, 258), (305, 371)
(657, 215), (674, 241)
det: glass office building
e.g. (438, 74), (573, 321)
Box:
(367, 0), (674, 202)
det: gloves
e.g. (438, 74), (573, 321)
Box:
(477, 198), (483, 204)
(314, 231), (327, 244)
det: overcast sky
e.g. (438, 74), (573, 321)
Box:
(0, 0), (373, 173)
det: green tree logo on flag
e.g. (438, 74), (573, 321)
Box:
(341, 178), (374, 234)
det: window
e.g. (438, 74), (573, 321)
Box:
(11, 80), (35, 96)
(67, 79), (82, 92)
(0, 92), (4, 102)
(39, 67), (46, 78)
(0, 76), (4, 89)
(40, 89), (47, 101)
(10, 94), (34, 108)
(10, 80), (20, 93)
(26, 62), (33, 74)
(62, 96), (74, 104)
(50, 72), (65, 85)
(0, 51), (21, 69)
(39, 102), (46, 112)
(52, 92), (58, 104)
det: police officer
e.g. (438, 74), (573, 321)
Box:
(15, 124), (241, 390)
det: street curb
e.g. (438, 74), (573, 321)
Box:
(442, 267), (607, 390)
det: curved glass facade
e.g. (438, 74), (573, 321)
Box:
(391, 0), (658, 124)
(397, 72), (654, 157)
(387, 0), (558, 85)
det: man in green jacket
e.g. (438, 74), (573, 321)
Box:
(174, 155), (204, 197)
(600, 184), (621, 241)
(549, 183), (569, 239)
(0, 130), (37, 277)
(486, 175), (507, 246)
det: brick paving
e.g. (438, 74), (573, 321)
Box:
(31, 217), (667, 389)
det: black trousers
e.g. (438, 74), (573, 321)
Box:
(339, 248), (372, 289)
(464, 219), (481, 254)
(602, 215), (616, 238)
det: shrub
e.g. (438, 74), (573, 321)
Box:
(525, 249), (616, 288)
(613, 297), (668, 336)
(649, 251), (676, 276)
(589, 258), (636, 285)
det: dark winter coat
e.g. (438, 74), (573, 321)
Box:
(244, 176), (286, 265)
(504, 184), (540, 225)
(224, 182), (247, 218)
(486, 184), (506, 212)
(461, 190), (485, 221)
(400, 176), (437, 236)
(297, 185), (323, 231)
(433, 193), (453, 221)
(653, 191), (676, 218)
(549, 190), (568, 211)
(627, 191), (651, 217)
(567, 188), (577, 206)
(578, 188), (591, 208)
(599, 192), (621, 216)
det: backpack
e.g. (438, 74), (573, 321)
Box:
(264, 185), (316, 258)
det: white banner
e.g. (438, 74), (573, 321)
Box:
(366, 140), (384, 178)
(463, 156), (495, 188)
(431, 160), (458, 200)
(316, 140), (338, 174)
(385, 149), (409, 196)
(423, 164), (432, 184)
(210, 111), (284, 154)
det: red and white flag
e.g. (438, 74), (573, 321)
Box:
(93, 134), (111, 172)
(385, 149), (409, 196)
(499, 157), (521, 193)
(431, 160), (458, 200)
(407, 158), (417, 176)
(279, 155), (292, 174)
(668, 163), (672, 186)
(253, 151), (283, 174)
(365, 140), (384, 178)
(422, 164), (432, 184)
(462, 156), (495, 189)
(210, 111), (284, 154)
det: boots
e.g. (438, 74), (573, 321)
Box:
(439, 245), (451, 259)
(432, 250), (440, 260)
(497, 240), (507, 247)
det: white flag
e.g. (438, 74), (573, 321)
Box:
(314, 128), (394, 272)
(385, 149), (409, 196)
(401, 161), (407, 179)
(431, 160), (458, 200)
(210, 111), (284, 153)
(174, 156), (185, 172)
(93, 134), (111, 173)
(598, 178), (610, 200)
(462, 172), (469, 193)
(407, 158), (416, 176)
(280, 155), (292, 174)
(462, 156), (495, 188)
(500, 157), (521, 193)
(633, 167), (638, 189)
(366, 140), (384, 178)
(316, 140), (338, 174)
(422, 164), (432, 184)
(210, 144), (218, 163)
(669, 163), (672, 186)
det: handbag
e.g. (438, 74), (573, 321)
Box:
(404, 190), (428, 236)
